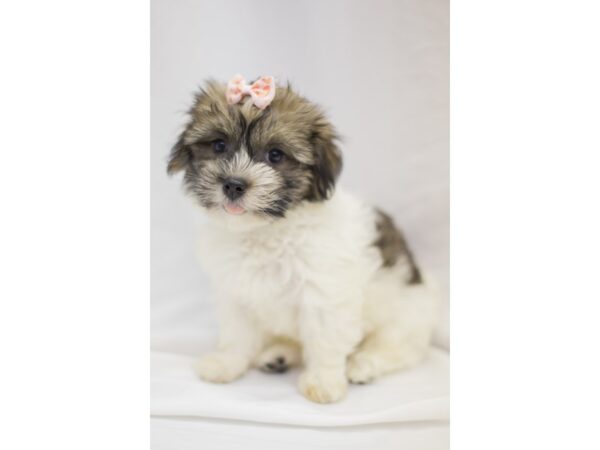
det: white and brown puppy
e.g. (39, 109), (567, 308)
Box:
(168, 79), (439, 403)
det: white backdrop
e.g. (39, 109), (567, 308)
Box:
(151, 0), (449, 355)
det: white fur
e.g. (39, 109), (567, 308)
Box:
(194, 188), (439, 403)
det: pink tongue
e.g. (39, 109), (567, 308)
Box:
(224, 203), (246, 215)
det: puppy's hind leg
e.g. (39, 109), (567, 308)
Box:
(346, 328), (431, 384)
(255, 338), (301, 374)
(349, 272), (439, 384)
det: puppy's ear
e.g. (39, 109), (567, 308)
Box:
(166, 133), (191, 175)
(167, 82), (227, 175)
(306, 120), (343, 201)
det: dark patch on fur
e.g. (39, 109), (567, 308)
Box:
(261, 356), (289, 374)
(305, 127), (343, 201)
(373, 209), (422, 284)
(261, 196), (292, 218)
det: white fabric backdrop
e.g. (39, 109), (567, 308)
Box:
(151, 0), (448, 447)
(152, 0), (449, 350)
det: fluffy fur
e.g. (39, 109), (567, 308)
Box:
(168, 79), (439, 403)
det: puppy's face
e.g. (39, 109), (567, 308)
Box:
(168, 81), (342, 220)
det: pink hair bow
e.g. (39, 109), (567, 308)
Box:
(226, 74), (276, 110)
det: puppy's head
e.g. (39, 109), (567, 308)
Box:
(167, 80), (342, 221)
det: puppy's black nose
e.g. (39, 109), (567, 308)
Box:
(223, 178), (247, 201)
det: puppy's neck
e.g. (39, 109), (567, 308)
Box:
(205, 190), (342, 235)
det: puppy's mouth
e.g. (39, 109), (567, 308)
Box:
(223, 202), (246, 215)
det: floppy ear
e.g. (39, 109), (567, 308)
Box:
(166, 133), (191, 175)
(306, 121), (343, 201)
(167, 82), (226, 175)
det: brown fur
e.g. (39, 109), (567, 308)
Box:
(373, 209), (422, 284)
(167, 80), (342, 216)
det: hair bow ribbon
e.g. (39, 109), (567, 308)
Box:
(226, 74), (276, 110)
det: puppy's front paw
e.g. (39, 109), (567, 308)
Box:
(298, 369), (348, 403)
(194, 351), (248, 383)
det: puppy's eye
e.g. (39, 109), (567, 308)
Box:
(267, 149), (284, 164)
(212, 139), (227, 154)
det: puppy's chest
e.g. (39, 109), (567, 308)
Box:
(210, 232), (308, 310)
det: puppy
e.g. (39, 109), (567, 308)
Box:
(167, 76), (439, 403)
